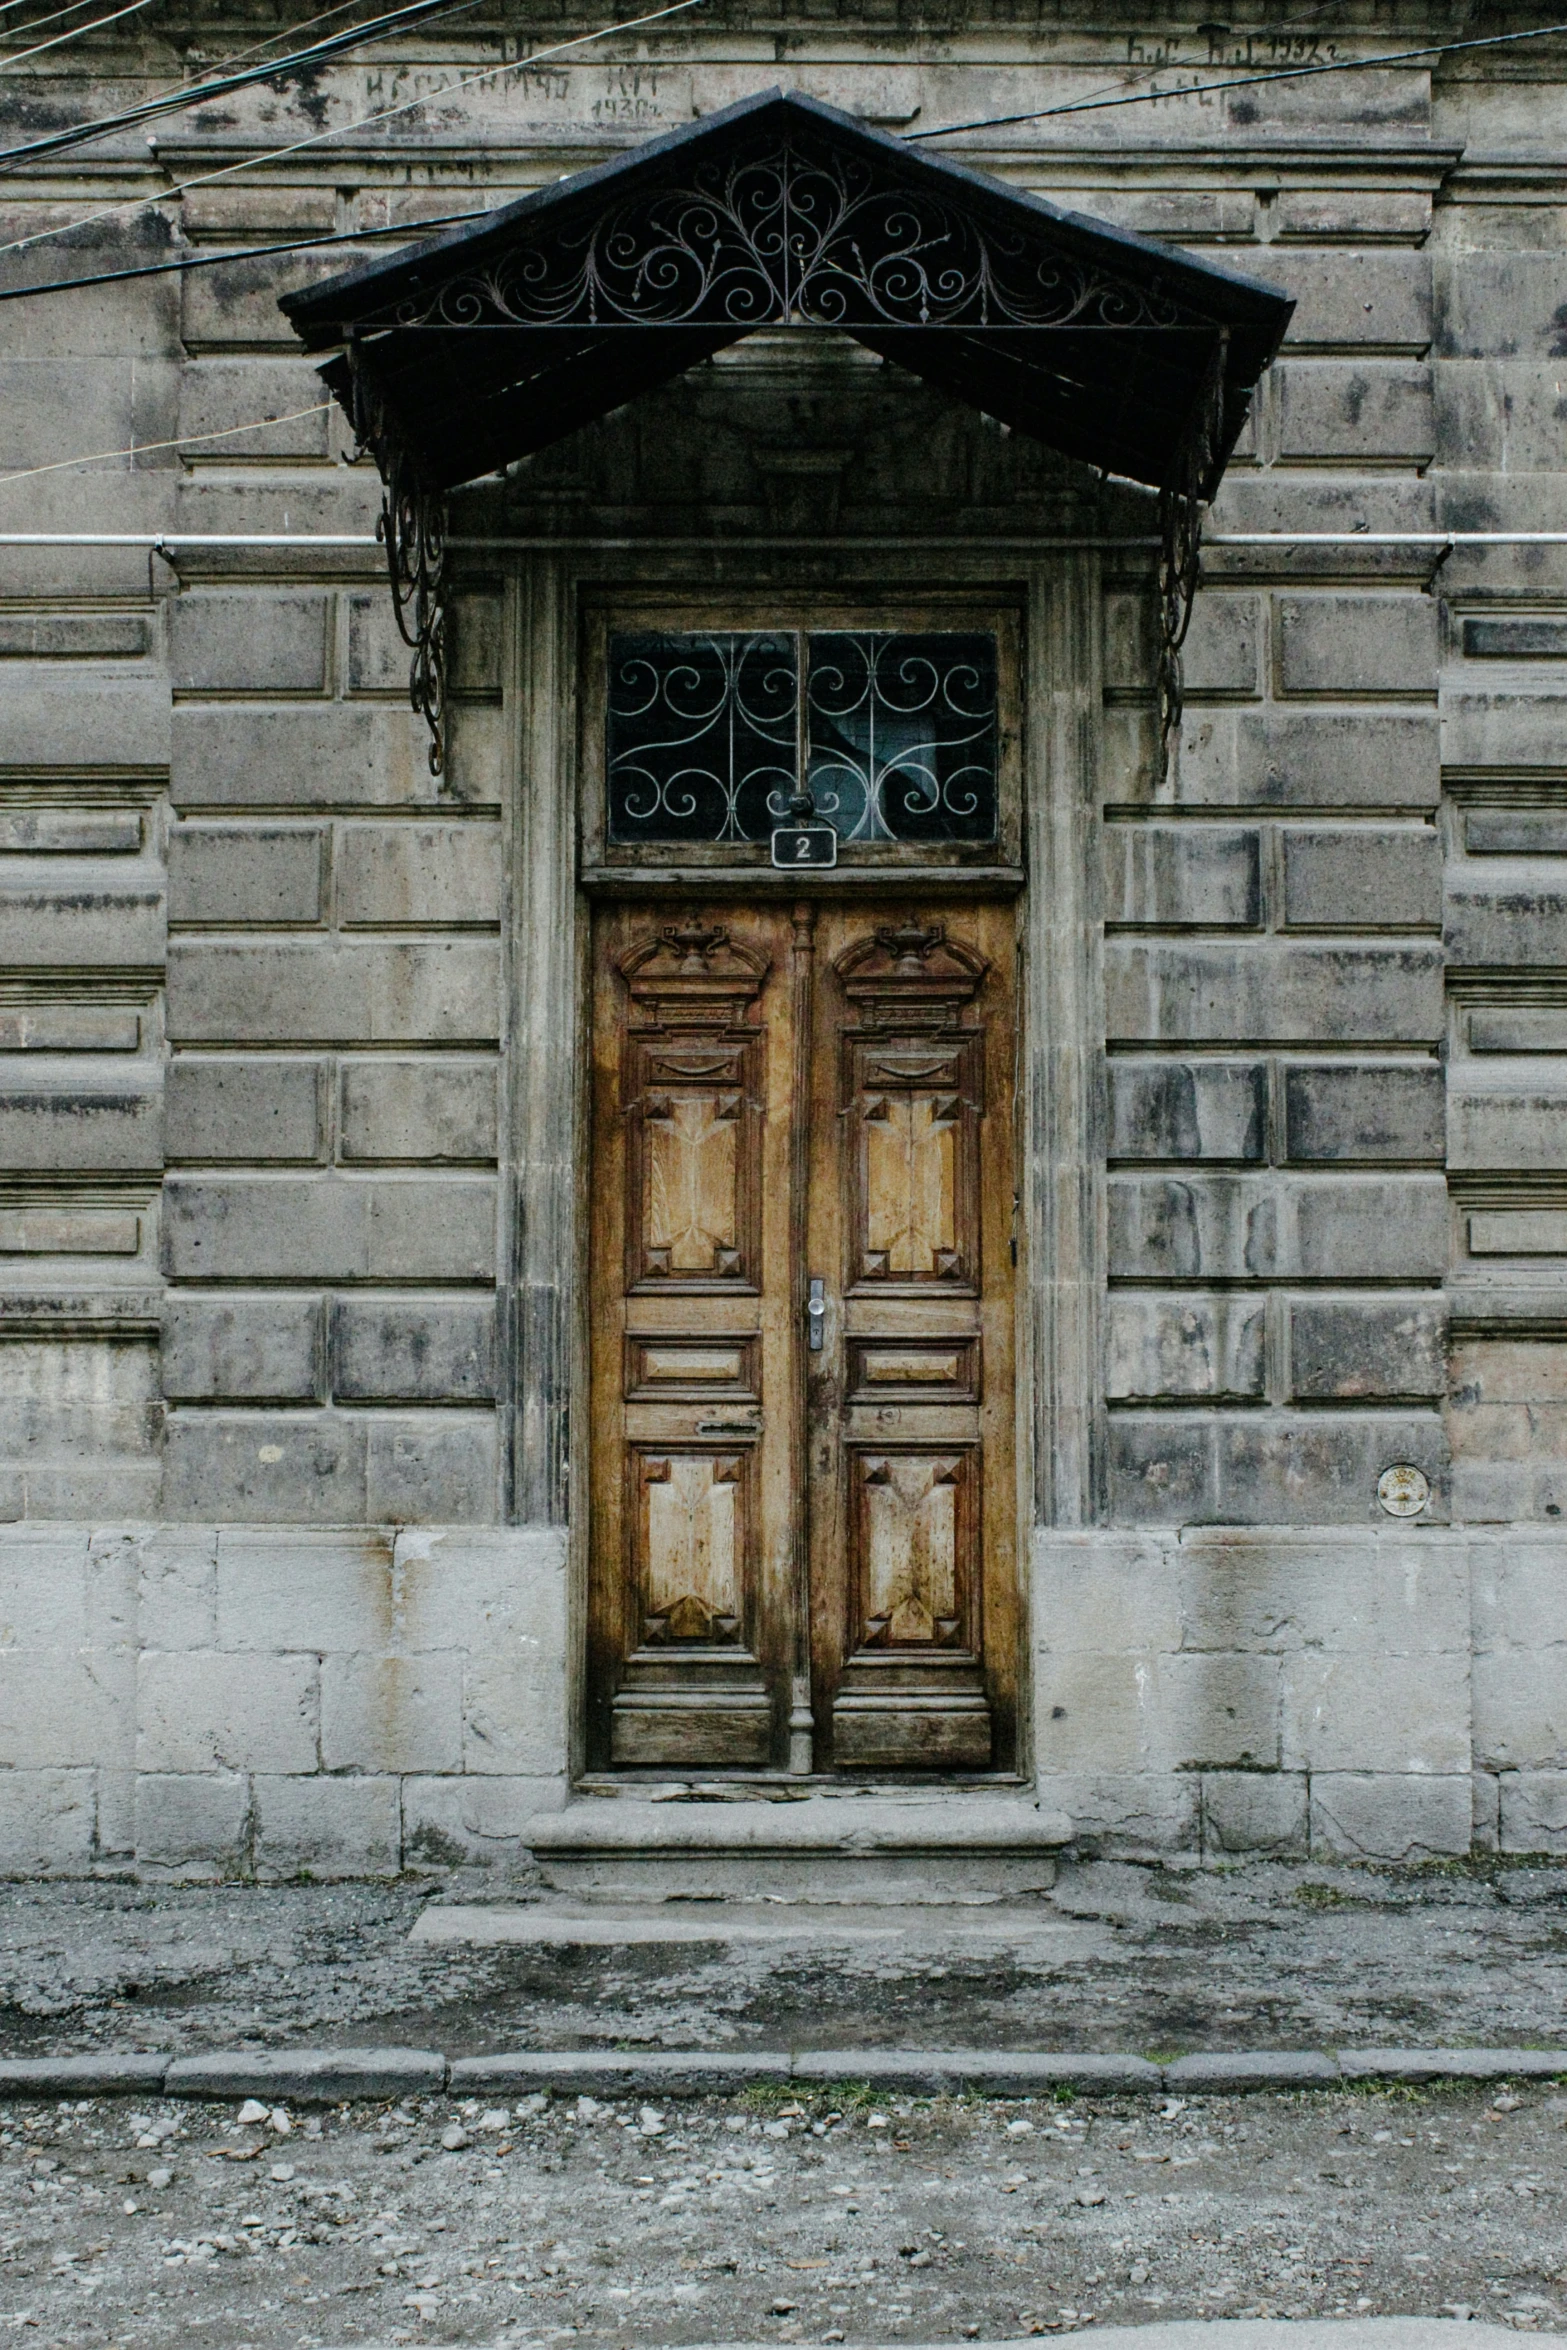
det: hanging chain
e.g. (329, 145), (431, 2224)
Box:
(346, 343), (449, 777)
(1156, 329), (1229, 776)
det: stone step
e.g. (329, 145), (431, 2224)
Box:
(524, 1794), (1073, 1902)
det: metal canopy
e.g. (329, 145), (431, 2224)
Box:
(284, 87), (1290, 497)
(280, 89), (1293, 770)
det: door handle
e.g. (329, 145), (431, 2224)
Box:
(807, 1277), (826, 1353)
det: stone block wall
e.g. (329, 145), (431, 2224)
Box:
(160, 582), (508, 1527)
(1101, 573), (1449, 1526)
(1, 13), (1567, 1873)
(0, 1525), (567, 1876)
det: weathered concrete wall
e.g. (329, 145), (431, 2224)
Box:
(1, 8), (1566, 1871)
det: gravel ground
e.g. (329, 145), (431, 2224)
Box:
(1, 1862), (1565, 2059)
(2, 2077), (1564, 2345)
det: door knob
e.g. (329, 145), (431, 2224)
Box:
(807, 1277), (826, 1353)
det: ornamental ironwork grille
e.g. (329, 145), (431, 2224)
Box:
(606, 630), (999, 850)
(361, 136), (1192, 340)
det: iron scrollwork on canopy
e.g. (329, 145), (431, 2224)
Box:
(345, 341), (449, 778)
(1156, 329), (1229, 772)
(364, 135), (1193, 338)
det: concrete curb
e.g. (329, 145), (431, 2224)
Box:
(1, 2045), (1563, 2103)
(163, 2048), (446, 2101)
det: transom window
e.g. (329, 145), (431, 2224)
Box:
(605, 629), (1000, 850)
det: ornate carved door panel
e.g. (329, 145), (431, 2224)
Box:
(587, 897), (1018, 1774)
(805, 903), (1018, 1771)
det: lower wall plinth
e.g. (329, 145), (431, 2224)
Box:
(0, 1521), (1562, 1873)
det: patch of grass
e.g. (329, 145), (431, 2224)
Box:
(738, 2080), (799, 2111)
(1294, 1881), (1364, 1909)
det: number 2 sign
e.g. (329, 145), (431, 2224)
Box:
(771, 824), (838, 869)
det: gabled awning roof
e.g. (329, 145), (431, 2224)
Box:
(281, 88), (1292, 498)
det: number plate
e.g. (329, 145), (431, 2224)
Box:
(771, 824), (838, 870)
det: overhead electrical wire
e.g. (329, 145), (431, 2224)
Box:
(0, 400), (334, 484)
(0, 200), (492, 299)
(0, 0), (152, 72)
(0, 0), (488, 168)
(0, 0), (133, 41)
(6, 5), (1567, 300)
(906, 13), (1567, 138)
(0, 0), (708, 257)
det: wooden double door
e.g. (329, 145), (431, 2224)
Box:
(586, 895), (1019, 1775)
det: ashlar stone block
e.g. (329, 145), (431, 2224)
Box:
(1446, 874), (1567, 969)
(1310, 1772), (1472, 1860)
(1292, 1175), (1448, 1278)
(253, 1773), (401, 1880)
(167, 825), (326, 926)
(1106, 941), (1443, 1045)
(170, 593), (329, 696)
(338, 1058), (497, 1163)
(0, 1080), (162, 1173)
(1172, 708), (1439, 810)
(1473, 1652), (1567, 1772)
(1201, 1770), (1309, 1855)
(1106, 1415), (1218, 1524)
(0, 1770), (94, 1874)
(1288, 1297), (1448, 1401)
(1275, 595), (1439, 696)
(1109, 1174), (1278, 1281)
(330, 1296), (497, 1402)
(162, 1411), (368, 1524)
(1104, 826), (1260, 928)
(161, 1295), (322, 1403)
(335, 822), (502, 928)
(178, 359), (335, 460)
(1249, 248), (1432, 350)
(165, 1057), (323, 1163)
(320, 1652), (464, 1774)
(1106, 1294), (1266, 1400)
(134, 1772), (251, 1873)
(1283, 1064), (1444, 1161)
(1181, 592), (1263, 697)
(1449, 1081), (1567, 1172)
(0, 1652), (123, 1768)
(1499, 1772), (1567, 1854)
(365, 1415), (498, 1524)
(162, 1175), (496, 1280)
(137, 1650), (318, 1774)
(1284, 1651), (1470, 1775)
(1031, 1530), (1184, 1656)
(1275, 361), (1435, 463)
(166, 939), (500, 1045)
(1217, 1412), (1447, 1525)
(0, 864), (165, 969)
(1107, 1060), (1265, 1163)
(172, 705), (443, 812)
(215, 1529), (394, 1655)
(1281, 825), (1441, 931)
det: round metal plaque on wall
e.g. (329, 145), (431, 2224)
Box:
(1377, 1464), (1431, 1518)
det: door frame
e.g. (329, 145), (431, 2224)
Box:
(502, 549), (1106, 1785)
